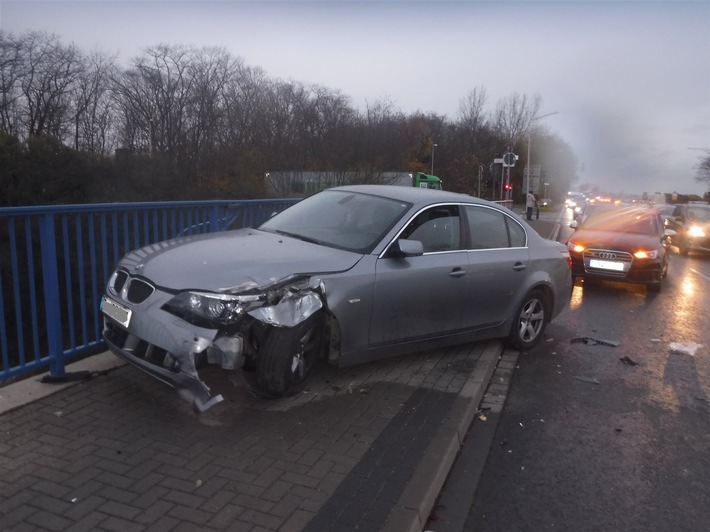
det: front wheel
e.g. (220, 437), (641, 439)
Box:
(508, 289), (548, 351)
(256, 312), (324, 397)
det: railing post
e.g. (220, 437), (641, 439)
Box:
(39, 213), (64, 376)
(209, 205), (220, 232)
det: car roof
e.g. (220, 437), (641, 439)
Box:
(328, 184), (496, 209)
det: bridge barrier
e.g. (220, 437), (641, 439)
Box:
(0, 199), (299, 383)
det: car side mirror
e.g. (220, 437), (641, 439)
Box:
(663, 228), (676, 238)
(569, 220), (579, 230)
(393, 238), (424, 257)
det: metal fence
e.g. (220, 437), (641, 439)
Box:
(0, 199), (299, 384)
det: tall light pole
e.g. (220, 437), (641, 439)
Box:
(526, 112), (558, 196)
(431, 143), (438, 175)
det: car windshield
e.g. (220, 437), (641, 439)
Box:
(687, 206), (710, 223)
(581, 209), (658, 235)
(259, 190), (411, 253)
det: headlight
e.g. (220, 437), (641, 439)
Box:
(688, 225), (706, 238)
(165, 291), (266, 324)
(568, 242), (585, 253)
(633, 249), (659, 260)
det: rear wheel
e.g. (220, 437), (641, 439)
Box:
(508, 289), (548, 351)
(256, 312), (324, 397)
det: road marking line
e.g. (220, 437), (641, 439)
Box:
(690, 269), (710, 283)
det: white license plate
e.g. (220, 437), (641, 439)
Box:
(589, 259), (624, 272)
(101, 296), (131, 328)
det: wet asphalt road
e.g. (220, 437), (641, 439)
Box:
(464, 211), (710, 531)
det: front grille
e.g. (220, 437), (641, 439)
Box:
(583, 248), (633, 277)
(125, 278), (154, 304)
(109, 269), (155, 304)
(113, 270), (128, 293)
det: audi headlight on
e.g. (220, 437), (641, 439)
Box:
(633, 249), (659, 260)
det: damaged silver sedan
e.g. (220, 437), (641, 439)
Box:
(101, 185), (572, 411)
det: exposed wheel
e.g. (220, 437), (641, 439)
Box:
(256, 312), (324, 396)
(508, 289), (548, 351)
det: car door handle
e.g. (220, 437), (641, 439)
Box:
(449, 267), (467, 278)
(512, 262), (527, 271)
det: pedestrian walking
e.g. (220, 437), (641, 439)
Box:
(526, 190), (536, 220)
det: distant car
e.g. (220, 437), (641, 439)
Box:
(101, 185), (572, 411)
(567, 206), (674, 292)
(538, 198), (553, 208)
(665, 203), (710, 255)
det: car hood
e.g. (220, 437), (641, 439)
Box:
(568, 229), (661, 251)
(118, 228), (362, 292)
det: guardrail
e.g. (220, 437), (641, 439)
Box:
(0, 199), (299, 384)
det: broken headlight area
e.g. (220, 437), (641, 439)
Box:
(163, 291), (265, 327)
(162, 275), (324, 329)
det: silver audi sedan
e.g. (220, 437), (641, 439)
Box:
(101, 185), (572, 411)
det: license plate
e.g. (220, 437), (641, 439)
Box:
(589, 259), (624, 272)
(101, 296), (131, 328)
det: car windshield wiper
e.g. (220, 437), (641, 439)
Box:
(270, 229), (324, 246)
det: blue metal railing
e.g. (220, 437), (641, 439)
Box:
(0, 199), (299, 383)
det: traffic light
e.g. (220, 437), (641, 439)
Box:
(504, 183), (512, 191)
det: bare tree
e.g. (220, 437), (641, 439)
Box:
(492, 92), (542, 147)
(0, 32), (25, 136)
(71, 49), (118, 154)
(695, 155), (710, 191)
(458, 85), (488, 133)
(17, 32), (83, 140)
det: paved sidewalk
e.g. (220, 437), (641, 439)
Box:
(0, 340), (502, 532)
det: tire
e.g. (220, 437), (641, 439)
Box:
(256, 312), (324, 397)
(647, 281), (661, 293)
(508, 289), (548, 351)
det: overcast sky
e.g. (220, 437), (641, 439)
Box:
(2, 0), (709, 195)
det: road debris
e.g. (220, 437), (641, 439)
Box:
(573, 375), (600, 384)
(619, 356), (639, 366)
(669, 342), (703, 356)
(571, 337), (620, 347)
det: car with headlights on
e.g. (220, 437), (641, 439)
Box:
(100, 185), (572, 411)
(665, 203), (710, 256)
(567, 206), (674, 292)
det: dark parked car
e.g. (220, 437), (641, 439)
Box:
(101, 186), (572, 411)
(665, 203), (710, 255)
(567, 206), (674, 292)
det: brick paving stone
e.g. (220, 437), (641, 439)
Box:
(99, 515), (146, 532)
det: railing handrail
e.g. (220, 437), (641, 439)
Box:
(0, 198), (296, 216)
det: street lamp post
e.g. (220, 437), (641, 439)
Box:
(431, 143), (438, 175)
(526, 112), (558, 196)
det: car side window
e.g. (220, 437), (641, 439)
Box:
(400, 205), (461, 253)
(506, 216), (527, 247)
(465, 206), (516, 249)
